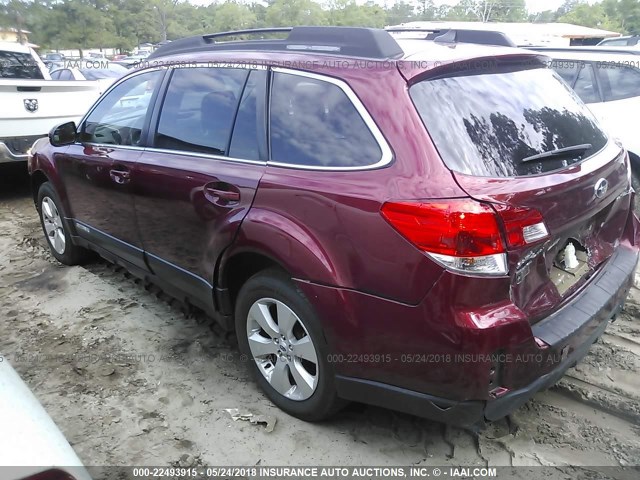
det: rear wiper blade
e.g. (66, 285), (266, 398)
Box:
(521, 144), (592, 163)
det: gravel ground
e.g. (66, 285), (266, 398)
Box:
(1, 166), (639, 474)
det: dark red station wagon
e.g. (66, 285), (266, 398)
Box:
(28, 27), (639, 426)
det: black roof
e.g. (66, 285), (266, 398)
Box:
(148, 27), (405, 60)
(147, 26), (521, 62)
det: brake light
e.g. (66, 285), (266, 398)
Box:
(380, 199), (549, 276)
(493, 205), (549, 248)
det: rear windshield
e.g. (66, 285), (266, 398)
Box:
(410, 66), (608, 177)
(0, 51), (44, 79)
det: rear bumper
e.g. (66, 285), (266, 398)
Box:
(485, 244), (637, 420)
(299, 244), (638, 426)
(0, 142), (28, 163)
(0, 136), (44, 164)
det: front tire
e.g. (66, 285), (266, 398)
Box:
(37, 182), (92, 265)
(235, 269), (344, 421)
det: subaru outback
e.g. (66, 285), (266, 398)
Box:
(28, 27), (639, 426)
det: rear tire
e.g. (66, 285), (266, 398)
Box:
(235, 269), (345, 421)
(37, 182), (92, 265)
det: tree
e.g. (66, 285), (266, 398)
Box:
(529, 10), (558, 24)
(211, 2), (257, 32)
(328, 0), (386, 28)
(385, 1), (417, 26)
(265, 0), (328, 27)
(558, 3), (619, 31)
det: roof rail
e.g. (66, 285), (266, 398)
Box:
(386, 28), (516, 48)
(148, 26), (405, 60)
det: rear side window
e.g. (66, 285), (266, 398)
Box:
(269, 71), (382, 168)
(156, 67), (248, 155)
(0, 51), (44, 79)
(598, 65), (640, 101)
(410, 66), (608, 177)
(229, 69), (266, 161)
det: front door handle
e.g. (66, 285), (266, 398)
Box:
(204, 183), (240, 205)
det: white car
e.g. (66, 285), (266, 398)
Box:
(50, 61), (128, 94)
(536, 49), (640, 207)
(0, 356), (91, 479)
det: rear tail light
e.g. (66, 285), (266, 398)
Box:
(380, 199), (548, 276)
(493, 204), (548, 248)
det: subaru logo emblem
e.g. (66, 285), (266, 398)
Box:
(594, 178), (608, 199)
(24, 98), (38, 113)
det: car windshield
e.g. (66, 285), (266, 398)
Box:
(0, 50), (44, 79)
(410, 66), (609, 177)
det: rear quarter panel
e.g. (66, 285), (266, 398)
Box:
(229, 63), (467, 304)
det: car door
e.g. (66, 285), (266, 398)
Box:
(133, 66), (267, 306)
(56, 68), (164, 269)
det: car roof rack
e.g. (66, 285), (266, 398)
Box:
(148, 26), (405, 60)
(386, 28), (516, 48)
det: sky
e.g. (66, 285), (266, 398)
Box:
(188, 0), (579, 15)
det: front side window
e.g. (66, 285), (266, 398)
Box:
(269, 71), (382, 168)
(410, 66), (608, 177)
(155, 67), (248, 155)
(80, 70), (162, 146)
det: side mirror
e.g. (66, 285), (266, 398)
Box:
(49, 121), (77, 147)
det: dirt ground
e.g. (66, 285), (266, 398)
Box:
(1, 166), (639, 473)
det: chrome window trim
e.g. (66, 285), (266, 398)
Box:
(269, 67), (393, 171)
(143, 147), (267, 166)
(79, 143), (146, 152)
(73, 143), (267, 166)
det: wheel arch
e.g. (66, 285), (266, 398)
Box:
(216, 248), (289, 313)
(31, 169), (49, 205)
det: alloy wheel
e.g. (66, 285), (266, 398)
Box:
(246, 297), (319, 401)
(41, 196), (66, 255)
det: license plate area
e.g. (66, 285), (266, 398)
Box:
(550, 239), (590, 296)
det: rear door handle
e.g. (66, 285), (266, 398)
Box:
(109, 165), (130, 185)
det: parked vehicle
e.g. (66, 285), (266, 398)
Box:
(0, 356), (91, 479)
(50, 62), (128, 94)
(43, 52), (65, 70)
(531, 48), (640, 209)
(29, 27), (639, 426)
(112, 55), (149, 69)
(1, 43), (106, 166)
(597, 35), (640, 48)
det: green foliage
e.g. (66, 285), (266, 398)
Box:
(0, 0), (635, 52)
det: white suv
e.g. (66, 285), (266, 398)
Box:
(533, 48), (640, 207)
